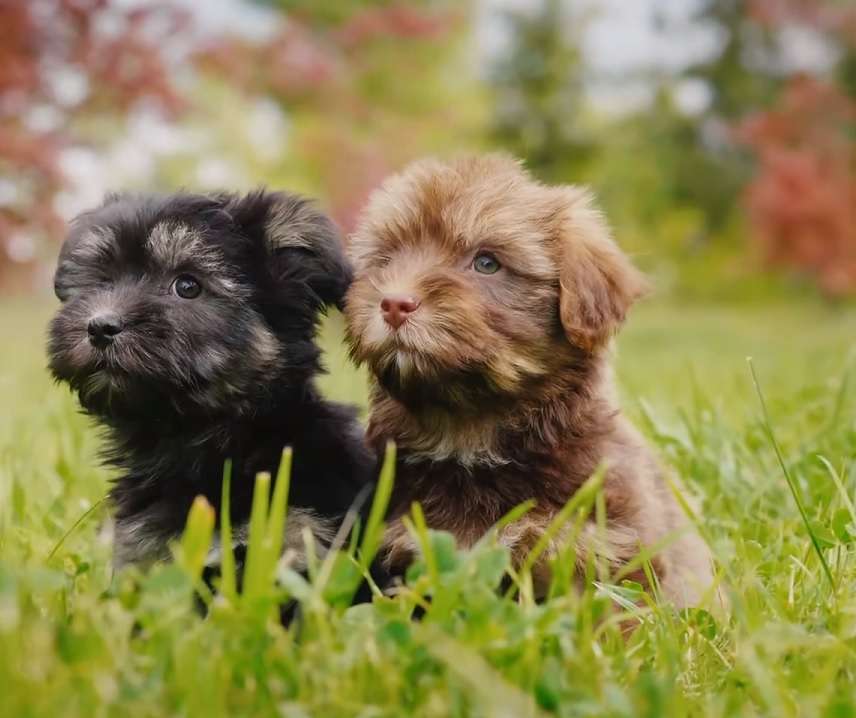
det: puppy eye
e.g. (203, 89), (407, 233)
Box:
(472, 253), (502, 275)
(172, 274), (202, 299)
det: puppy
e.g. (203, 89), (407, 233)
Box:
(48, 190), (375, 577)
(345, 155), (714, 606)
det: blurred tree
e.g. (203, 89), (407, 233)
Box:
(738, 77), (855, 295)
(590, 89), (745, 237)
(484, 0), (758, 234)
(651, 0), (782, 234)
(737, 0), (856, 295)
(596, 0), (854, 291)
(486, 0), (596, 183)
(0, 0), (188, 289)
(0, 0), (478, 290)
(199, 0), (476, 231)
(686, 0), (781, 118)
(635, 87), (749, 235)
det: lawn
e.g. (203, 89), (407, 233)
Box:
(1, 295), (855, 717)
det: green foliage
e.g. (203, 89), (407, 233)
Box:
(483, 0), (754, 271)
(487, 0), (596, 182)
(168, 0), (485, 235)
(3, 298), (856, 715)
(269, 0), (387, 27)
(685, 0), (781, 119)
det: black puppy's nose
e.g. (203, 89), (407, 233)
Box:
(87, 312), (123, 347)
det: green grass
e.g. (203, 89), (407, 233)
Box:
(2, 296), (856, 717)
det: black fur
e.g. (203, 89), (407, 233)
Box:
(47, 190), (376, 578)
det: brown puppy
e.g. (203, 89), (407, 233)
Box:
(345, 154), (714, 606)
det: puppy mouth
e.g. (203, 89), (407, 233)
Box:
(81, 344), (134, 381)
(50, 335), (155, 407)
(360, 318), (550, 412)
(370, 339), (505, 410)
(371, 316), (440, 355)
(370, 333), (436, 373)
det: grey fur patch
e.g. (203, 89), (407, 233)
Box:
(265, 204), (317, 251)
(110, 508), (337, 574)
(72, 225), (115, 260)
(205, 509), (337, 572)
(111, 516), (172, 571)
(146, 222), (243, 294)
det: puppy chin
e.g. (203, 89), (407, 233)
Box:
(75, 370), (151, 417)
(78, 380), (130, 417)
(58, 345), (170, 418)
(373, 352), (500, 413)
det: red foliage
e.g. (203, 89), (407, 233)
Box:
(334, 4), (451, 49)
(198, 21), (343, 102)
(200, 4), (455, 103)
(0, 1), (456, 289)
(197, 4), (457, 233)
(738, 77), (856, 294)
(0, 0), (188, 288)
(749, 0), (856, 42)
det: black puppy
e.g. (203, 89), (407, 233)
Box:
(48, 190), (376, 584)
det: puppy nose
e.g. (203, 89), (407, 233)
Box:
(88, 312), (123, 348)
(380, 294), (420, 330)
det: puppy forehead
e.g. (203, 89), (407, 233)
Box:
(66, 217), (223, 267)
(146, 221), (222, 268)
(66, 222), (114, 259)
(353, 159), (558, 276)
(149, 221), (256, 299)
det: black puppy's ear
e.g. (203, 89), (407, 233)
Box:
(224, 190), (352, 310)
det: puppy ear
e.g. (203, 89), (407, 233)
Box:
(225, 190), (352, 309)
(554, 188), (649, 352)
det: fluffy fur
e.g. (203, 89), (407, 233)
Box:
(48, 190), (376, 572)
(345, 154), (714, 606)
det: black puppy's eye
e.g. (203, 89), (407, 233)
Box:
(172, 274), (202, 299)
(472, 252), (501, 275)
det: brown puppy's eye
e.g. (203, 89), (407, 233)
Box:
(472, 253), (501, 275)
(172, 274), (202, 299)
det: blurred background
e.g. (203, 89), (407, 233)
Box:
(0, 0), (854, 413)
(2, 0), (855, 296)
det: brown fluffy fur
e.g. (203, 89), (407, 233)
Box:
(345, 154), (714, 606)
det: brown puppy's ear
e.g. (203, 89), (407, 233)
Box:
(554, 188), (649, 352)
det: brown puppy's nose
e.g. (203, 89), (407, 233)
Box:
(380, 294), (420, 330)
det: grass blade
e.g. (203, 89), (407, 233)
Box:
(827, 360), (851, 432)
(817, 455), (856, 523)
(748, 358), (836, 590)
(265, 447), (292, 568)
(518, 466), (606, 578)
(177, 496), (216, 582)
(219, 459), (237, 601)
(241, 471), (272, 601)
(46, 496), (107, 562)
(359, 441), (396, 571)
(406, 502), (437, 584)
